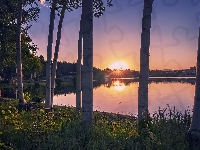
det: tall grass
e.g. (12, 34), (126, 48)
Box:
(0, 98), (197, 149)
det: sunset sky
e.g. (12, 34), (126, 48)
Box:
(28, 0), (200, 70)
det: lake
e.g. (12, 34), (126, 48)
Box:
(53, 77), (195, 116)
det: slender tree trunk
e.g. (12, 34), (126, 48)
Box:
(82, 0), (93, 125)
(46, 0), (57, 111)
(186, 27), (200, 149)
(16, 0), (25, 105)
(138, 0), (154, 121)
(76, 14), (83, 111)
(51, 5), (66, 107)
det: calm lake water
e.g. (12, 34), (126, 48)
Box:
(53, 77), (195, 116)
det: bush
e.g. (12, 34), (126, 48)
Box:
(34, 82), (40, 88)
(0, 101), (194, 149)
(72, 76), (76, 86)
(0, 80), (10, 84)
(55, 78), (62, 87)
(32, 96), (44, 103)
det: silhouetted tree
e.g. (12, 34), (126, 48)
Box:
(45, 0), (57, 111)
(138, 0), (154, 121)
(82, 0), (93, 125)
(51, 4), (67, 107)
(186, 26), (200, 149)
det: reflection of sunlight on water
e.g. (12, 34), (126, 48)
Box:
(112, 80), (126, 91)
(53, 81), (195, 116)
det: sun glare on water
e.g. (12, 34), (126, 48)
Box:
(113, 80), (126, 91)
(109, 61), (129, 70)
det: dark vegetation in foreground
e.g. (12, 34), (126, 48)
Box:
(0, 98), (198, 150)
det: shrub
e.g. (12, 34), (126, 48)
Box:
(55, 78), (62, 87)
(34, 82), (40, 88)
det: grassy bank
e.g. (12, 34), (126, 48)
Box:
(0, 98), (195, 149)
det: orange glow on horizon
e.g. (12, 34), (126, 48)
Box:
(109, 61), (129, 70)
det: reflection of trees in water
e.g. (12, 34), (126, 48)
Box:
(93, 81), (105, 89)
(54, 81), (106, 95)
(0, 82), (107, 98)
(54, 85), (76, 95)
(148, 78), (196, 85)
(0, 78), (195, 99)
(105, 78), (196, 87)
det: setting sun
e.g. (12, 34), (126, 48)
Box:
(109, 61), (129, 70)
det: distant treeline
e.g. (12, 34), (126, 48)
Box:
(38, 55), (104, 80)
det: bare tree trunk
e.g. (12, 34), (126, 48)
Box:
(46, 0), (57, 111)
(186, 27), (200, 149)
(82, 0), (93, 125)
(16, 0), (25, 105)
(138, 0), (154, 121)
(51, 5), (66, 107)
(76, 14), (83, 111)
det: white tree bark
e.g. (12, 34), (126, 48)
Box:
(16, 0), (25, 105)
(76, 14), (83, 111)
(138, 0), (154, 121)
(188, 27), (200, 133)
(82, 0), (93, 125)
(45, 0), (57, 110)
(51, 5), (66, 107)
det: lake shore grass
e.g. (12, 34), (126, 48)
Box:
(0, 98), (196, 149)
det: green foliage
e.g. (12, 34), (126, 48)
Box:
(0, 0), (42, 81)
(0, 27), (43, 80)
(44, 0), (113, 18)
(22, 54), (43, 78)
(0, 99), (196, 149)
(24, 92), (31, 101)
(72, 76), (76, 86)
(0, 0), (40, 25)
(23, 88), (44, 103)
(55, 78), (62, 87)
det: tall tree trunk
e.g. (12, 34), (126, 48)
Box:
(51, 5), (66, 107)
(16, 0), (25, 105)
(82, 0), (93, 125)
(45, 0), (57, 111)
(138, 0), (154, 121)
(76, 14), (83, 111)
(186, 27), (200, 148)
